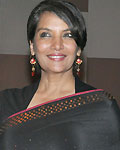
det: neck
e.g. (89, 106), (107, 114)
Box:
(37, 70), (75, 93)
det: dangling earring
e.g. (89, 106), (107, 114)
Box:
(30, 55), (36, 77)
(76, 56), (82, 75)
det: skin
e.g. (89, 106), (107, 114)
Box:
(28, 12), (81, 108)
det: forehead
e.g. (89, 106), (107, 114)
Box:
(36, 11), (69, 29)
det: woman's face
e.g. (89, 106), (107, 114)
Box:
(30, 12), (81, 74)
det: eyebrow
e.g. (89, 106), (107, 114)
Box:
(63, 29), (71, 32)
(36, 28), (71, 33)
(36, 28), (50, 32)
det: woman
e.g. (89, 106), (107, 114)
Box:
(0, 0), (120, 149)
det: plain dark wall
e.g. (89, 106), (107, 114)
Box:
(0, 54), (32, 90)
(87, 58), (120, 106)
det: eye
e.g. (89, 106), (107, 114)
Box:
(40, 32), (51, 38)
(63, 32), (73, 38)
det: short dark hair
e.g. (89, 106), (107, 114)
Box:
(27, 0), (87, 50)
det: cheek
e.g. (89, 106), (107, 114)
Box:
(65, 40), (78, 52)
(67, 45), (78, 56)
(34, 41), (50, 54)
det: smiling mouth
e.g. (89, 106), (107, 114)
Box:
(48, 56), (65, 58)
(47, 54), (66, 61)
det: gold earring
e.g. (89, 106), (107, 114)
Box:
(76, 56), (82, 75)
(30, 55), (36, 77)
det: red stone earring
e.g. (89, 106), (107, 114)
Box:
(30, 55), (36, 77)
(76, 56), (82, 75)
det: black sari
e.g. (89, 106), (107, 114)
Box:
(0, 89), (120, 150)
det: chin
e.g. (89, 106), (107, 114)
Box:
(48, 67), (72, 74)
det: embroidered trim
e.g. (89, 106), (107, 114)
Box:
(9, 89), (103, 119)
(0, 90), (105, 135)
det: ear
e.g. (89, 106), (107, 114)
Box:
(77, 48), (81, 56)
(30, 41), (35, 55)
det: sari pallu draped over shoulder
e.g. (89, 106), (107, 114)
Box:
(0, 89), (120, 150)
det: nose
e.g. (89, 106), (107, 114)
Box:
(51, 37), (64, 51)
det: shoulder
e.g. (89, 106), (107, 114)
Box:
(74, 75), (120, 129)
(100, 94), (120, 136)
(0, 81), (37, 105)
(0, 88), (22, 123)
(90, 91), (120, 129)
(103, 93), (120, 119)
(80, 90), (120, 145)
(0, 80), (39, 122)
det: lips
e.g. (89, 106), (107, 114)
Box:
(47, 54), (66, 61)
